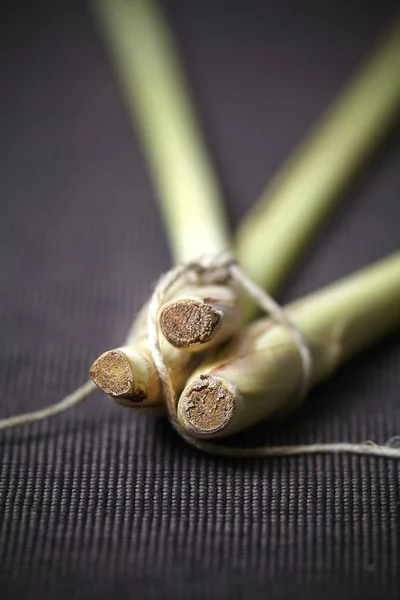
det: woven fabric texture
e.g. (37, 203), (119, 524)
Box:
(1, 1), (400, 598)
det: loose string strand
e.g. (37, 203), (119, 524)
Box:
(0, 380), (96, 431)
(179, 439), (400, 460)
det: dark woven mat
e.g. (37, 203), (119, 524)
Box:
(1, 1), (399, 598)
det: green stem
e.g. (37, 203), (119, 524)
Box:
(236, 20), (400, 312)
(91, 0), (231, 263)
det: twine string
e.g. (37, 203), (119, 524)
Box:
(1, 253), (400, 461)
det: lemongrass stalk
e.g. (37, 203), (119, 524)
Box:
(177, 251), (400, 438)
(90, 340), (199, 410)
(158, 282), (242, 352)
(91, 0), (230, 263)
(91, 0), (242, 358)
(90, 0), (237, 401)
(90, 346), (161, 406)
(236, 20), (400, 318)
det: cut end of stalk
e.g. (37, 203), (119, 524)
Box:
(159, 299), (221, 348)
(178, 374), (236, 436)
(90, 350), (147, 402)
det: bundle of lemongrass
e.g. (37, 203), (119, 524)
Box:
(1, 0), (400, 461)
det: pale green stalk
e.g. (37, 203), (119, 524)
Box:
(158, 282), (243, 352)
(237, 20), (400, 316)
(89, 0), (238, 401)
(91, 0), (230, 263)
(178, 252), (400, 438)
(91, 0), (243, 358)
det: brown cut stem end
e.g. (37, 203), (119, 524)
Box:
(179, 375), (235, 436)
(159, 299), (221, 348)
(90, 350), (146, 402)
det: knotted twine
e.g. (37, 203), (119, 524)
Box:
(1, 254), (400, 460)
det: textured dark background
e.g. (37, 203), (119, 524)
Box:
(1, 1), (400, 598)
